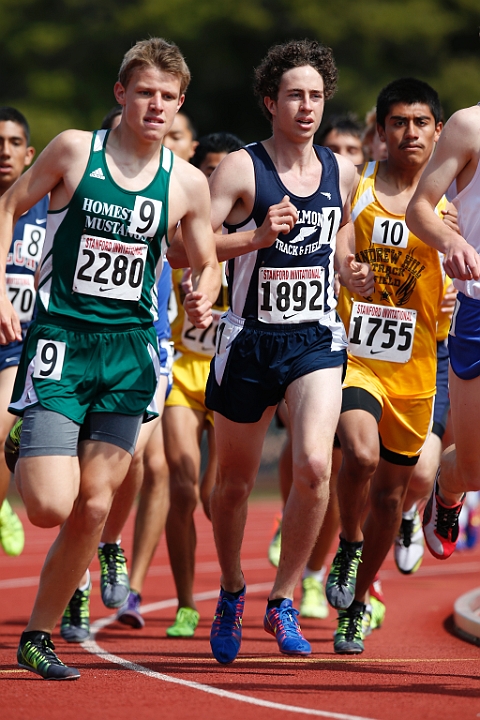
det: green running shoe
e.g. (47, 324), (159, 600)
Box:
(334, 600), (365, 654)
(98, 543), (130, 608)
(300, 576), (329, 619)
(0, 498), (24, 556)
(17, 631), (80, 680)
(4, 417), (22, 474)
(370, 595), (386, 631)
(166, 607), (200, 637)
(326, 538), (363, 610)
(268, 516), (282, 568)
(61, 582), (91, 643)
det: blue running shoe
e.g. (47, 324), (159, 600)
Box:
(264, 599), (311, 656)
(210, 586), (245, 664)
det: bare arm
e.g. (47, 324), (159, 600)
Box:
(167, 149), (298, 267)
(177, 168), (221, 328)
(335, 157), (375, 297)
(406, 108), (480, 280)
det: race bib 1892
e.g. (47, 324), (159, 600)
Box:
(258, 266), (324, 323)
(348, 302), (417, 363)
(73, 234), (147, 301)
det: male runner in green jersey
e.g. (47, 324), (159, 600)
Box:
(0, 37), (220, 680)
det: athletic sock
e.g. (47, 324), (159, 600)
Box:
(302, 566), (325, 583)
(267, 597), (288, 609)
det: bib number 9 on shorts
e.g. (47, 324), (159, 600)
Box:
(33, 339), (66, 381)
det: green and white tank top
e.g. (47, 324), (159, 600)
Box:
(37, 129), (173, 327)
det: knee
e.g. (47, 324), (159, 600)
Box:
(169, 474), (199, 513)
(370, 488), (403, 522)
(342, 442), (379, 478)
(25, 499), (71, 528)
(292, 452), (330, 495)
(213, 471), (253, 506)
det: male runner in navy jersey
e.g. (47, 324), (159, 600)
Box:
(0, 37), (220, 680)
(201, 39), (373, 663)
(0, 108), (47, 557)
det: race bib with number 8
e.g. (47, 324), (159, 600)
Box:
(21, 223), (46, 262)
(6, 275), (35, 323)
(347, 302), (417, 363)
(258, 266), (324, 323)
(33, 339), (66, 381)
(73, 235), (147, 301)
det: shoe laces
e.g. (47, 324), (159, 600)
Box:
(101, 545), (127, 583)
(436, 501), (462, 540)
(332, 545), (361, 587)
(400, 517), (413, 548)
(338, 606), (363, 641)
(25, 635), (65, 668)
(66, 588), (89, 626)
(212, 595), (243, 636)
(271, 604), (302, 640)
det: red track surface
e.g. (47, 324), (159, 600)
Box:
(1, 498), (480, 720)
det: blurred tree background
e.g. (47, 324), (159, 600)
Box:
(0, 0), (479, 151)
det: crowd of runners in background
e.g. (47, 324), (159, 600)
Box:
(0, 35), (479, 679)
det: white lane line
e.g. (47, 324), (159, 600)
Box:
(3, 557), (480, 591)
(0, 558), (269, 590)
(82, 583), (378, 720)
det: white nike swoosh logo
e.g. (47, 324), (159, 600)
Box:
(36, 219), (47, 224)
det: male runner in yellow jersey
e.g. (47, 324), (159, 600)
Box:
(326, 78), (447, 653)
(0, 38), (220, 679)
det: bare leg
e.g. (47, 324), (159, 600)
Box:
(101, 418), (160, 543)
(403, 432), (441, 513)
(210, 408), (275, 593)
(129, 414), (169, 594)
(306, 446), (341, 572)
(437, 370), (480, 503)
(164, 405), (205, 610)
(21, 442), (132, 633)
(355, 460), (413, 601)
(271, 366), (342, 600)
(336, 409), (380, 543)
(199, 422), (216, 521)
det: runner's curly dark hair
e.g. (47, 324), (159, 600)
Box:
(253, 39), (338, 122)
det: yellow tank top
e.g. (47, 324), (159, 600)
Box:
(337, 161), (446, 398)
(170, 263), (229, 358)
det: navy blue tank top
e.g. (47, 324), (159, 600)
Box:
(6, 195), (49, 329)
(224, 142), (342, 323)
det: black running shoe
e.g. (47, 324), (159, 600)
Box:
(60, 582), (91, 642)
(333, 600), (365, 654)
(98, 543), (130, 608)
(326, 537), (363, 610)
(17, 631), (80, 680)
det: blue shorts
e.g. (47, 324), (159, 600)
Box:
(433, 339), (449, 438)
(206, 310), (347, 423)
(448, 292), (480, 380)
(159, 339), (174, 398)
(0, 339), (23, 372)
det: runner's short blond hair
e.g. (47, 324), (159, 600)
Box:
(118, 38), (191, 94)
